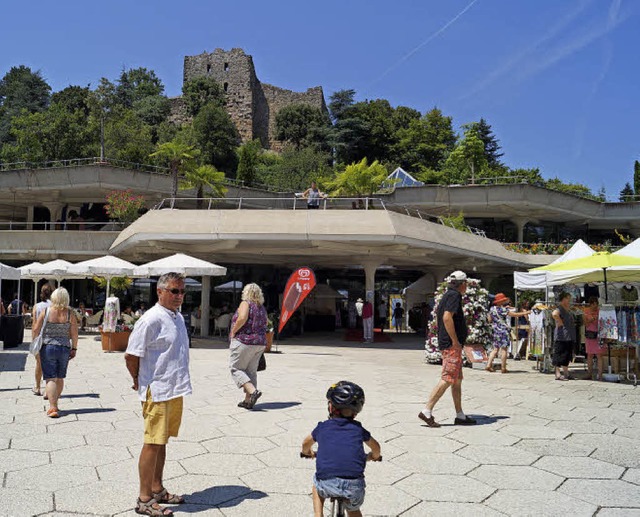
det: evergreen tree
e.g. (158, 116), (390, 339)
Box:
(236, 139), (262, 185)
(182, 76), (225, 117)
(619, 182), (634, 202)
(634, 160), (640, 195)
(462, 118), (503, 168)
(192, 103), (240, 174)
(0, 65), (51, 144)
(275, 103), (331, 150)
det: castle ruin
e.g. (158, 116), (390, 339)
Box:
(180, 48), (327, 151)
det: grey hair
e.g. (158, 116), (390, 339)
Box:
(241, 283), (264, 305)
(50, 287), (70, 310)
(158, 272), (186, 289)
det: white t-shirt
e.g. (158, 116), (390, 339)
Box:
(34, 300), (51, 320)
(126, 303), (192, 402)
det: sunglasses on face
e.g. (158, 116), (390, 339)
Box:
(163, 288), (186, 295)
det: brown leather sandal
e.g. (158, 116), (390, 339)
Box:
(135, 497), (173, 516)
(152, 488), (185, 504)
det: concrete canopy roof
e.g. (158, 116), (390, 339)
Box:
(110, 209), (549, 273)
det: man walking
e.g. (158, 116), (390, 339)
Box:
(362, 297), (374, 342)
(419, 271), (476, 428)
(125, 272), (192, 515)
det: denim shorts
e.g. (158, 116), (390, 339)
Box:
(314, 474), (365, 511)
(40, 344), (71, 379)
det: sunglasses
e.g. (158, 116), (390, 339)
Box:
(163, 288), (186, 295)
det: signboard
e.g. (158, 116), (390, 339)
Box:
(278, 267), (317, 333)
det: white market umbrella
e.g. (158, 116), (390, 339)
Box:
(20, 260), (79, 308)
(0, 262), (21, 310)
(68, 255), (139, 298)
(134, 253), (227, 277)
(214, 280), (243, 292)
(19, 262), (43, 306)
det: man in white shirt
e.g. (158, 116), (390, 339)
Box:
(125, 272), (192, 515)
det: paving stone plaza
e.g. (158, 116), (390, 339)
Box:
(1, 333), (640, 516)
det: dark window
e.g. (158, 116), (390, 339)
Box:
(223, 82), (229, 92)
(206, 64), (211, 73)
(224, 62), (229, 71)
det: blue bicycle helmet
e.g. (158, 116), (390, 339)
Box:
(326, 381), (365, 414)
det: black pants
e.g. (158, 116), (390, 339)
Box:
(552, 340), (573, 367)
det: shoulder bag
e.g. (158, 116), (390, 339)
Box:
(29, 307), (50, 356)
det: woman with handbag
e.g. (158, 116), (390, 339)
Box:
(583, 296), (603, 380)
(229, 283), (268, 410)
(31, 287), (78, 418)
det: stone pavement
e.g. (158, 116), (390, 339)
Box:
(1, 332), (640, 516)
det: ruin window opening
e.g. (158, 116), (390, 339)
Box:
(224, 62), (229, 71)
(223, 82), (229, 92)
(206, 64), (211, 73)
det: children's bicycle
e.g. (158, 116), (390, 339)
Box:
(300, 452), (381, 517)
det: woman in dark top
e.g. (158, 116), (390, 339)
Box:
(552, 292), (575, 381)
(392, 302), (404, 332)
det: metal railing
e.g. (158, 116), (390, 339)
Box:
(0, 157), (171, 175)
(0, 221), (128, 232)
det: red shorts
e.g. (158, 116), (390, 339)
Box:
(441, 347), (463, 384)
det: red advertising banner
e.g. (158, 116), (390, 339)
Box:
(278, 267), (317, 333)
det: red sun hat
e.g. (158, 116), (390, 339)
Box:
(493, 293), (510, 306)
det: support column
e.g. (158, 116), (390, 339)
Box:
(201, 275), (211, 337)
(512, 217), (529, 243)
(362, 260), (382, 302)
(27, 206), (34, 230)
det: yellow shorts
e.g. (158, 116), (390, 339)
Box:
(141, 388), (183, 445)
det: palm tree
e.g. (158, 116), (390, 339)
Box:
(150, 141), (199, 198)
(181, 164), (228, 208)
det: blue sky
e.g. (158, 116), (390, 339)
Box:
(1, 0), (638, 198)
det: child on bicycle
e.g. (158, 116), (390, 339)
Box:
(301, 381), (381, 517)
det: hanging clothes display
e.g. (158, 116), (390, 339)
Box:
(102, 296), (121, 332)
(529, 308), (546, 357)
(621, 285), (639, 302)
(584, 283), (600, 301)
(598, 304), (618, 340)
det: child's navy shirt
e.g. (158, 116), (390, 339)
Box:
(311, 417), (371, 480)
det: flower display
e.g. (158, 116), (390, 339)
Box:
(425, 278), (492, 364)
(105, 189), (146, 224)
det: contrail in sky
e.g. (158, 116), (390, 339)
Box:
(366, 0), (479, 90)
(460, 0), (594, 101)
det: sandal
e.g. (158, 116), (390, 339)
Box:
(485, 366), (495, 373)
(32, 388), (41, 396)
(135, 497), (173, 516)
(46, 408), (59, 418)
(555, 376), (568, 381)
(501, 368), (509, 374)
(238, 400), (250, 409)
(152, 488), (185, 505)
(247, 390), (262, 409)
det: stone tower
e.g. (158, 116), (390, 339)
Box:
(182, 48), (327, 150)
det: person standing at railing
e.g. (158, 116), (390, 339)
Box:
(302, 181), (327, 209)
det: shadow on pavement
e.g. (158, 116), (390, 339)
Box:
(0, 350), (28, 371)
(59, 393), (101, 399)
(436, 415), (510, 427)
(253, 401), (301, 411)
(179, 487), (267, 512)
(63, 407), (115, 416)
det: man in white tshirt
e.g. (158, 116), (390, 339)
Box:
(125, 272), (192, 515)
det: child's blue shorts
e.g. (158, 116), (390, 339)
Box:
(314, 474), (365, 511)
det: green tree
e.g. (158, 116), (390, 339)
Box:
(394, 107), (457, 170)
(180, 164), (227, 208)
(444, 128), (487, 184)
(1, 102), (98, 162)
(115, 67), (165, 108)
(326, 158), (388, 197)
(328, 89), (367, 164)
(182, 76), (225, 117)
(0, 65), (51, 144)
(150, 140), (199, 197)
(255, 147), (332, 191)
(634, 160), (640, 195)
(192, 103), (239, 173)
(50, 85), (93, 117)
(105, 110), (154, 164)
(462, 118), (503, 168)
(619, 182), (634, 202)
(236, 139), (262, 185)
(544, 178), (595, 199)
(275, 103), (330, 150)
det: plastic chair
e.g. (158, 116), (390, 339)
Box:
(214, 313), (231, 336)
